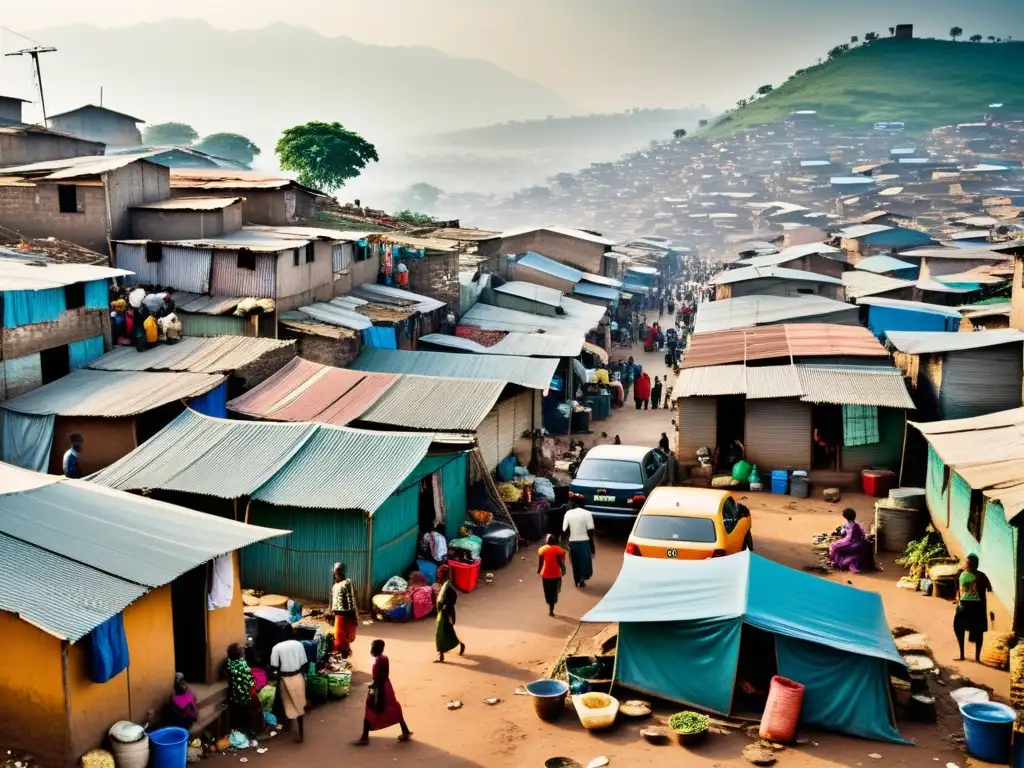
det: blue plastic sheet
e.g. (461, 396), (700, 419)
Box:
(188, 381), (228, 418)
(68, 336), (105, 370)
(84, 280), (109, 310)
(3, 288), (66, 328)
(0, 409), (54, 472)
(362, 326), (397, 349)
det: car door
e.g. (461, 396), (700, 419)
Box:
(642, 451), (667, 494)
(720, 496), (744, 553)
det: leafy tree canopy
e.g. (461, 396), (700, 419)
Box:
(195, 133), (261, 166)
(672, 128), (688, 139)
(275, 121), (379, 192)
(142, 122), (198, 146)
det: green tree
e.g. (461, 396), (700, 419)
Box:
(970, 34), (983, 42)
(756, 84), (774, 96)
(275, 121), (379, 192)
(989, 36), (997, 42)
(850, 35), (859, 44)
(401, 182), (443, 210)
(143, 122), (198, 146)
(672, 128), (688, 139)
(950, 26), (963, 41)
(194, 133), (261, 166)
(865, 32), (879, 42)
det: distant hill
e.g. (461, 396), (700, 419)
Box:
(704, 38), (1024, 136)
(419, 108), (709, 150)
(10, 20), (572, 153)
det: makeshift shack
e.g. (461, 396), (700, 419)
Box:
(582, 551), (906, 743)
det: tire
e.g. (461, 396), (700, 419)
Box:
(743, 533), (754, 551)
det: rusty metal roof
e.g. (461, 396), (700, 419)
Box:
(132, 197), (243, 211)
(681, 324), (887, 368)
(88, 337), (295, 374)
(226, 357), (399, 426)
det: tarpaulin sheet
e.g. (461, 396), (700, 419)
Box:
(3, 288), (66, 328)
(0, 409), (54, 472)
(618, 617), (740, 715)
(68, 336), (105, 370)
(776, 636), (906, 743)
(363, 326), (397, 349)
(187, 380), (228, 418)
(84, 280), (109, 310)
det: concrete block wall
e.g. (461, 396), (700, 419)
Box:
(0, 185), (109, 253)
(1, 308), (109, 360)
(403, 252), (459, 313)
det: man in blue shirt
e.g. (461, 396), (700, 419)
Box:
(62, 434), (83, 478)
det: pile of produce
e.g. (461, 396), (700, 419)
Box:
(668, 711), (709, 734)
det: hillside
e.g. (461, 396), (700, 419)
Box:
(7, 21), (572, 151)
(419, 108), (709, 150)
(704, 38), (1024, 137)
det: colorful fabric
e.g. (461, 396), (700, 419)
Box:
(538, 544), (566, 579)
(88, 613), (129, 683)
(958, 571), (979, 601)
(828, 521), (874, 572)
(333, 614), (358, 655)
(331, 578), (358, 614)
(365, 655), (404, 731)
(227, 658), (256, 707)
(842, 405), (880, 447)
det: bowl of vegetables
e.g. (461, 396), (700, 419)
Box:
(668, 711), (709, 746)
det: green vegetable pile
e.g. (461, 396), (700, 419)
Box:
(668, 711), (709, 734)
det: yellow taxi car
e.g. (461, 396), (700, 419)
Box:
(624, 487), (752, 560)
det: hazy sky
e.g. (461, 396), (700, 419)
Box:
(3, 0), (1024, 112)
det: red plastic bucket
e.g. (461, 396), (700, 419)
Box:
(448, 558), (481, 593)
(759, 675), (805, 744)
(862, 469), (896, 498)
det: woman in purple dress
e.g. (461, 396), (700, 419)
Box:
(828, 508), (874, 573)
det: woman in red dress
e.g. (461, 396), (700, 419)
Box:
(352, 639), (412, 745)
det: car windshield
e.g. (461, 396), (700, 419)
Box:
(575, 459), (643, 484)
(634, 515), (717, 543)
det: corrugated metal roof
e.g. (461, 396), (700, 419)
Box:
(672, 365), (747, 398)
(1, 369), (225, 416)
(579, 272), (621, 288)
(516, 251), (584, 284)
(117, 229), (309, 253)
(712, 265), (842, 286)
(0, 259), (131, 290)
(854, 255), (917, 274)
(298, 301), (374, 331)
(131, 197), (243, 211)
(498, 225), (616, 246)
(89, 337), (294, 374)
(358, 375), (506, 431)
(0, 461), (286, 641)
(419, 332), (583, 358)
(842, 270), (914, 299)
(0, 151), (159, 180)
(693, 295), (857, 334)
(682, 323), (887, 368)
(746, 365), (803, 399)
(899, 246), (1005, 260)
(738, 245), (846, 269)
(840, 224), (893, 238)
(886, 329), (1024, 355)
(351, 283), (447, 313)
(857, 297), (962, 318)
(170, 292), (243, 315)
(797, 365), (916, 408)
(91, 409), (432, 512)
(316, 373), (399, 426)
(494, 281), (563, 307)
(559, 295), (609, 326)
(572, 282), (620, 302)
(460, 302), (596, 336)
(350, 348), (556, 390)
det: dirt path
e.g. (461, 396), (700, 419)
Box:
(249, 343), (1000, 768)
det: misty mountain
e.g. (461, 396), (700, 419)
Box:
(11, 20), (573, 156)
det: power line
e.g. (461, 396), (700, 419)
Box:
(0, 25), (47, 50)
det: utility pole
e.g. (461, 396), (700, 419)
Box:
(5, 46), (57, 123)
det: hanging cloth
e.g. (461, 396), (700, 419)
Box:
(88, 613), (130, 683)
(208, 554), (234, 611)
(431, 473), (447, 529)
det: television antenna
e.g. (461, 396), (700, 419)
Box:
(5, 45), (57, 123)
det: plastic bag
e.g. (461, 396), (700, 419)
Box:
(328, 671), (352, 699)
(533, 477), (556, 502)
(228, 731), (250, 750)
(381, 576), (408, 593)
(731, 460), (751, 482)
(143, 315), (158, 343)
(258, 683), (277, 712)
(108, 720), (145, 744)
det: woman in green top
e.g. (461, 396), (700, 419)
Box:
(434, 565), (466, 663)
(954, 554), (992, 662)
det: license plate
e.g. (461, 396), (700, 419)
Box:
(666, 549), (678, 558)
(593, 494), (615, 502)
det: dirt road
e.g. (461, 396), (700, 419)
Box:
(252, 344), (999, 767)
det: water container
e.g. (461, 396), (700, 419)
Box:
(771, 470), (789, 494)
(789, 476), (809, 499)
(1013, 729), (1024, 767)
(148, 727), (188, 768)
(961, 701), (1016, 764)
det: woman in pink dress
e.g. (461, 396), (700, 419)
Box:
(352, 639), (412, 745)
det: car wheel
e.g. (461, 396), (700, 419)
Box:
(743, 533), (753, 551)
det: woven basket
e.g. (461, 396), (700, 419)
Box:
(108, 734), (149, 768)
(980, 631), (1014, 671)
(759, 675), (805, 744)
(1010, 644), (1024, 709)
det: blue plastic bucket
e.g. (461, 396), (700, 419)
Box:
(961, 701), (1016, 764)
(149, 726), (189, 768)
(1014, 730), (1024, 767)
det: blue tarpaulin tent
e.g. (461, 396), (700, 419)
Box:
(582, 551), (906, 743)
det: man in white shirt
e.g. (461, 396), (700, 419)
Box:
(271, 628), (310, 742)
(562, 500), (596, 588)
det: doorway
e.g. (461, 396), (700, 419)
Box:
(40, 344), (69, 385)
(171, 564), (209, 683)
(811, 404), (842, 470)
(716, 395), (745, 471)
(732, 624), (778, 718)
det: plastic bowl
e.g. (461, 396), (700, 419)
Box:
(571, 692), (619, 731)
(527, 679), (570, 722)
